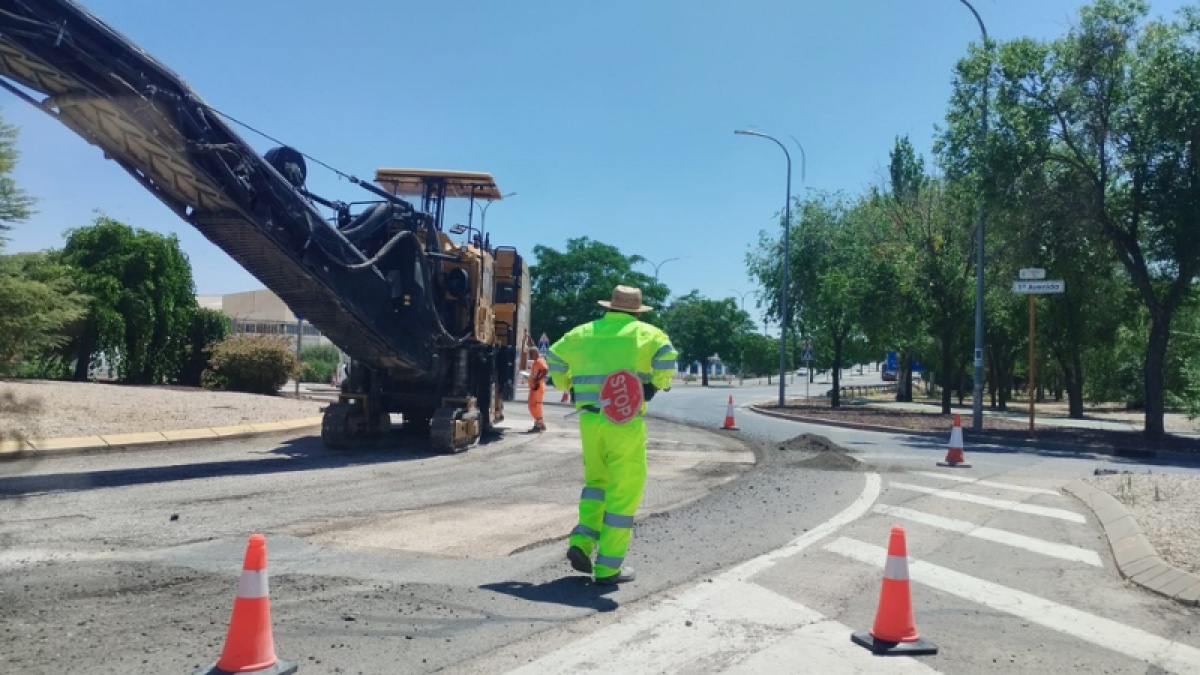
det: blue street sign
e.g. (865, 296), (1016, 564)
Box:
(885, 351), (898, 371)
(801, 349), (813, 362)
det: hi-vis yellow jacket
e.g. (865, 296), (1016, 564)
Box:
(547, 312), (678, 412)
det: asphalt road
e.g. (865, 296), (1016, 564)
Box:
(1, 400), (865, 674)
(450, 383), (1200, 674)
(4, 385), (1199, 674)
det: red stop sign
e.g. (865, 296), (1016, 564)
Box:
(600, 369), (644, 425)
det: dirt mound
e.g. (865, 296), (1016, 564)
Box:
(793, 450), (861, 472)
(778, 434), (860, 471)
(779, 433), (847, 454)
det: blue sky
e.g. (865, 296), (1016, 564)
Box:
(3, 0), (1191, 332)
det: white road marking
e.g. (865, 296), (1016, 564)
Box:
(889, 482), (1085, 523)
(873, 504), (1102, 566)
(719, 618), (946, 674)
(722, 474), (882, 582)
(505, 579), (821, 674)
(502, 474), (883, 674)
(908, 471), (1061, 496)
(825, 538), (1200, 675)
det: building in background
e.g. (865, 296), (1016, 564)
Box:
(197, 289), (336, 352)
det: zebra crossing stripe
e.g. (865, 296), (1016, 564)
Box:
(825, 537), (1200, 675)
(889, 482), (1085, 523)
(873, 504), (1102, 566)
(909, 471), (1061, 496)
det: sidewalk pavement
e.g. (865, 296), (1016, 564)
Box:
(0, 417), (324, 460)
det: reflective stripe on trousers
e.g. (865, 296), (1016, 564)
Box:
(567, 414), (647, 578)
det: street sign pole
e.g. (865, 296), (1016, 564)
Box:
(1012, 270), (1062, 434)
(1029, 295), (1035, 433)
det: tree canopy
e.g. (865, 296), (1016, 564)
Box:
(661, 291), (754, 386)
(530, 237), (669, 342)
(61, 215), (197, 384)
(0, 109), (35, 244)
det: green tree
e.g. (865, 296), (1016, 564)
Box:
(61, 215), (197, 384)
(0, 251), (87, 370)
(879, 138), (976, 414)
(661, 292), (754, 387)
(737, 332), (779, 380)
(748, 192), (889, 407)
(982, 0), (1200, 437)
(530, 237), (669, 342)
(0, 109), (35, 242)
(177, 307), (231, 387)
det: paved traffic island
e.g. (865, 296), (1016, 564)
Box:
(751, 400), (1200, 460)
(1066, 478), (1200, 607)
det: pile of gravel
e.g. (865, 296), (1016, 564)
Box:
(778, 434), (861, 471)
(0, 379), (324, 439)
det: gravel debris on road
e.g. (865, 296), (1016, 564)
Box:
(1, 379), (325, 439)
(1086, 473), (1200, 576)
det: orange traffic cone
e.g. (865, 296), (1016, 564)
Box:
(851, 527), (938, 656)
(722, 395), (739, 430)
(196, 535), (297, 675)
(937, 414), (971, 468)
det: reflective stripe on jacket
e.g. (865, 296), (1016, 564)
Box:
(548, 312), (678, 411)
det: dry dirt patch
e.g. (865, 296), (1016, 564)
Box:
(1086, 473), (1200, 575)
(0, 379), (324, 438)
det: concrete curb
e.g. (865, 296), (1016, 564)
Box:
(1062, 480), (1200, 607)
(748, 403), (1200, 464)
(0, 417), (323, 462)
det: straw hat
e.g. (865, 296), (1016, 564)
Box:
(598, 285), (654, 313)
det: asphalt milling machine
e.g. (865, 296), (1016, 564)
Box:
(0, 0), (532, 453)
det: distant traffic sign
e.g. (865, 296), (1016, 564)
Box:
(1019, 268), (1047, 280)
(1013, 280), (1065, 294)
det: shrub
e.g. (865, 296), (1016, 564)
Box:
(201, 334), (298, 395)
(299, 344), (339, 365)
(299, 359), (335, 384)
(177, 307), (231, 386)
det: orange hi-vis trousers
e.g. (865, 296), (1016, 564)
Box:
(528, 382), (545, 425)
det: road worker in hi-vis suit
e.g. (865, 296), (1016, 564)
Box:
(547, 285), (678, 584)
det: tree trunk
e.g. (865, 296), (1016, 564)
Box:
(72, 326), (94, 382)
(1062, 351), (1085, 420)
(940, 330), (953, 415)
(988, 356), (997, 409)
(701, 363), (709, 387)
(896, 350), (914, 402)
(957, 367), (966, 406)
(1144, 314), (1171, 439)
(831, 337), (844, 408)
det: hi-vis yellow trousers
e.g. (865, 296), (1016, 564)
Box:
(568, 412), (647, 579)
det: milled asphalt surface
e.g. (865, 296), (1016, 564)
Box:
(0, 398), (864, 674)
(6, 383), (1200, 674)
(445, 383), (1200, 674)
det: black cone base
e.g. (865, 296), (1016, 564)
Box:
(936, 461), (971, 468)
(851, 631), (939, 656)
(196, 658), (298, 675)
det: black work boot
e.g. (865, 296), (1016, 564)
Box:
(594, 566), (636, 585)
(567, 546), (593, 574)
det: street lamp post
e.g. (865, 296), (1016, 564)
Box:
(959, 0), (989, 431)
(478, 191), (517, 244)
(729, 289), (754, 386)
(736, 129), (794, 408)
(643, 256), (685, 281)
